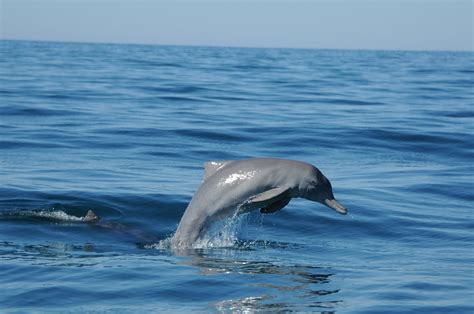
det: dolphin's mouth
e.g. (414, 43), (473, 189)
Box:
(325, 198), (347, 215)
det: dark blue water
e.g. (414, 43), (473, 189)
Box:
(1, 40), (473, 313)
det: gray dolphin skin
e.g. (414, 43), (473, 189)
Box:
(172, 158), (347, 247)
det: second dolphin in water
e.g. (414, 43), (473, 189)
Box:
(172, 158), (347, 247)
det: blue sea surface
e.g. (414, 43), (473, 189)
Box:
(0, 40), (473, 313)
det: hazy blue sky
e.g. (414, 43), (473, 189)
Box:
(1, 0), (473, 51)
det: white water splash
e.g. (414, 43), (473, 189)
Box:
(193, 213), (244, 249)
(3, 209), (97, 222)
(147, 212), (246, 250)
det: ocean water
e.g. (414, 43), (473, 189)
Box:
(0, 40), (473, 313)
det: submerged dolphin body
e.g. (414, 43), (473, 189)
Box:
(172, 158), (347, 247)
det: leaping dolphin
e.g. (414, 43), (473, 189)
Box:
(172, 158), (347, 247)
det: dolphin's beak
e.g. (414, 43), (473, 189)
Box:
(325, 198), (347, 215)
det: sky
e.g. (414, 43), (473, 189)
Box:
(1, 0), (473, 51)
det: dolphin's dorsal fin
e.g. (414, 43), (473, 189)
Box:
(203, 160), (232, 181)
(84, 210), (99, 223)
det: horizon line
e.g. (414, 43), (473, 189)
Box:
(2, 38), (473, 54)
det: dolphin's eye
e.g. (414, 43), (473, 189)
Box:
(310, 180), (318, 186)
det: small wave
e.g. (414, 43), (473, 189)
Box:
(122, 58), (184, 69)
(174, 128), (252, 142)
(0, 105), (79, 117)
(1, 209), (99, 223)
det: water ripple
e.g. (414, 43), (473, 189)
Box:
(0, 40), (473, 312)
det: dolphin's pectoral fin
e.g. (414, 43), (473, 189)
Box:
(260, 197), (291, 214)
(203, 160), (233, 181)
(248, 187), (291, 207)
